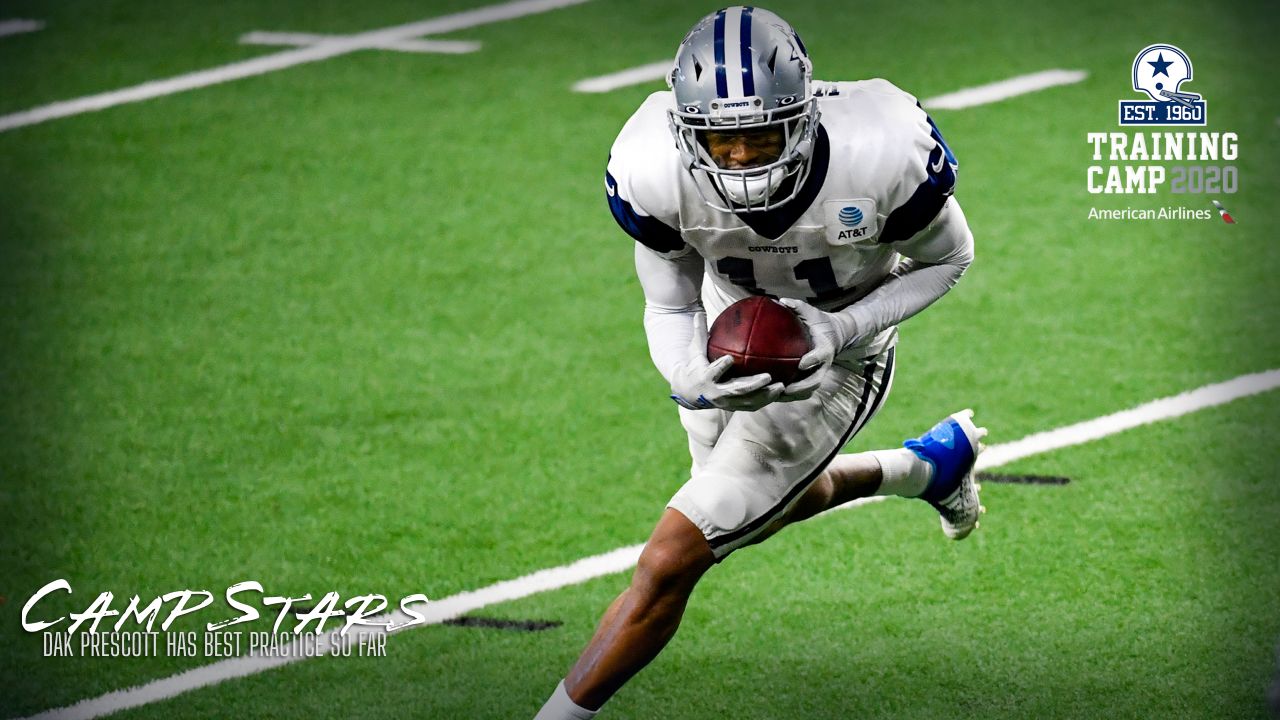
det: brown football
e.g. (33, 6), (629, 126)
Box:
(707, 296), (812, 384)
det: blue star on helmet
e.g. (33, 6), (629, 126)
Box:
(1147, 53), (1174, 77)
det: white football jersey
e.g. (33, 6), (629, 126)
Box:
(606, 78), (959, 357)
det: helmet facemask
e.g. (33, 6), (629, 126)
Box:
(669, 98), (819, 213)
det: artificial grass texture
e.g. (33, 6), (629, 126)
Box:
(1, 0), (1277, 716)
(99, 392), (1280, 719)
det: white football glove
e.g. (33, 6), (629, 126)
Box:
(776, 298), (853, 402)
(669, 313), (784, 411)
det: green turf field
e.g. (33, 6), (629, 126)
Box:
(1, 0), (1278, 718)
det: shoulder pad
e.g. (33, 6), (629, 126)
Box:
(880, 100), (958, 243)
(818, 79), (958, 243)
(608, 92), (683, 222)
(606, 92), (688, 255)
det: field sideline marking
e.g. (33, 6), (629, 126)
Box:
(572, 65), (1088, 109)
(0, 0), (591, 133)
(15, 368), (1279, 720)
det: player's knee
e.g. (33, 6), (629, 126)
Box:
(635, 542), (699, 590)
(633, 535), (710, 599)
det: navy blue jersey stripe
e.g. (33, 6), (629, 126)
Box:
(926, 112), (957, 166)
(878, 157), (956, 243)
(713, 10), (728, 98)
(917, 102), (958, 169)
(880, 114), (958, 243)
(862, 347), (895, 427)
(739, 7), (755, 96)
(605, 167), (686, 254)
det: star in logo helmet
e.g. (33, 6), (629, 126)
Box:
(1147, 53), (1174, 77)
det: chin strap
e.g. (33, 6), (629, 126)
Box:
(787, 138), (812, 170)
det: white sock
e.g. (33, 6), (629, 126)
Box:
(870, 448), (933, 498)
(533, 680), (598, 720)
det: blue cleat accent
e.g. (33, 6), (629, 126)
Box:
(904, 409), (987, 540)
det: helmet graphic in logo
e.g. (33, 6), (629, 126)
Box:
(666, 6), (821, 214)
(838, 206), (863, 227)
(1132, 44), (1200, 107)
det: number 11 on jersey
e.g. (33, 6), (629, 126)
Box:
(715, 256), (849, 303)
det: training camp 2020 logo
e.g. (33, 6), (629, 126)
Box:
(1086, 42), (1238, 222)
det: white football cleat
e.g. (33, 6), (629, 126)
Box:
(904, 409), (988, 540)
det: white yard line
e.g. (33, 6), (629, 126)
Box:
(0, 0), (591, 133)
(239, 31), (482, 55)
(922, 68), (1088, 110)
(572, 64), (1088, 111)
(572, 60), (672, 93)
(0, 18), (45, 38)
(15, 368), (1279, 720)
(976, 369), (1280, 469)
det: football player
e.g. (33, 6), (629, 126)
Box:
(536, 7), (987, 718)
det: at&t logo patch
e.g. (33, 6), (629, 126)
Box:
(825, 199), (877, 243)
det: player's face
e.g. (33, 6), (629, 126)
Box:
(703, 127), (785, 170)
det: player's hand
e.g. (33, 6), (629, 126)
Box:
(669, 313), (784, 411)
(776, 298), (851, 402)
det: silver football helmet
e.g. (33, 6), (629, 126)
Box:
(667, 7), (820, 213)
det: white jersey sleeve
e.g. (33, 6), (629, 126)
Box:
(605, 92), (691, 260)
(815, 79), (972, 349)
(837, 198), (974, 346)
(607, 93), (708, 383)
(817, 78), (959, 245)
(637, 244), (705, 384)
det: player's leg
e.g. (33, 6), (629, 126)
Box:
(763, 443), (943, 530)
(778, 412), (989, 538)
(536, 347), (908, 718)
(754, 348), (988, 539)
(534, 408), (733, 719)
(565, 509), (714, 706)
(534, 359), (881, 717)
(774, 452), (883, 526)
(667, 346), (895, 557)
(693, 349), (895, 551)
(536, 508), (714, 718)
